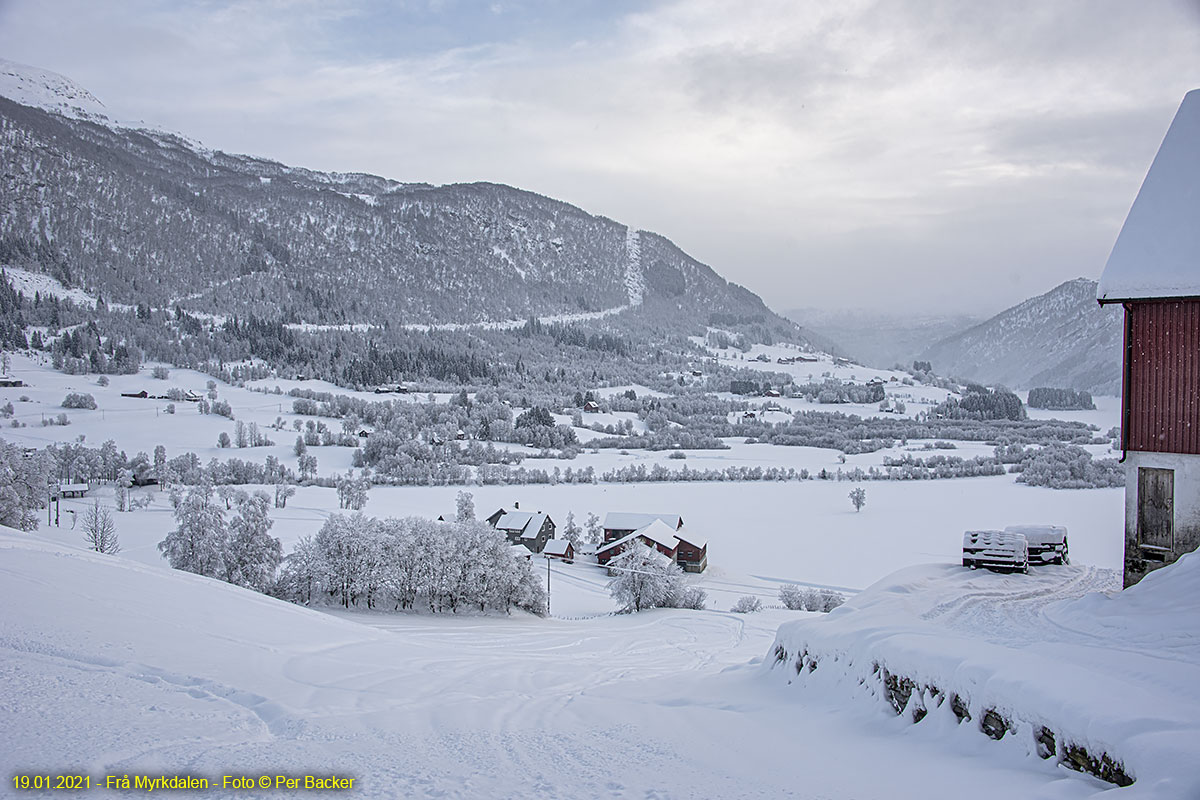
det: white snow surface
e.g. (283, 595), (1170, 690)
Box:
(1099, 88), (1200, 302)
(1, 530), (1145, 799)
(770, 557), (1200, 798)
(0, 57), (109, 122)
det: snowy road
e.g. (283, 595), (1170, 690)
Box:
(1, 533), (1127, 799)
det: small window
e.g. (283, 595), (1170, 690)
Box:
(1137, 467), (1174, 551)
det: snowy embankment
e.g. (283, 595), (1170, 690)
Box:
(768, 557), (1200, 798)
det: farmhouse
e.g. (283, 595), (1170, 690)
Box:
(583, 401), (601, 413)
(1098, 88), (1200, 588)
(486, 508), (555, 553)
(596, 519), (681, 567)
(596, 513), (708, 572)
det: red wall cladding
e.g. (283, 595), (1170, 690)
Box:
(1126, 299), (1200, 455)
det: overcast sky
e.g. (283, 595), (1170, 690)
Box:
(1, 0), (1198, 317)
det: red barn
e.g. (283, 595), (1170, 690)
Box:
(1098, 88), (1200, 587)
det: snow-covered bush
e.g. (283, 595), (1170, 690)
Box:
(670, 584), (708, 610)
(731, 595), (763, 613)
(61, 392), (96, 410)
(801, 588), (846, 612)
(779, 584), (806, 610)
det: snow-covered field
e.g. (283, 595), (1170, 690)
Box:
(1, 531), (1156, 799)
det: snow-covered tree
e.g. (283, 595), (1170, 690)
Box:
(562, 511), (582, 547)
(298, 453), (318, 481)
(849, 487), (866, 512)
(224, 490), (282, 592)
(275, 535), (324, 605)
(0, 441), (51, 531)
(115, 469), (133, 512)
(316, 513), (378, 608)
(584, 512), (601, 546)
(159, 483), (227, 578)
(455, 490), (475, 522)
(153, 444), (167, 490)
(274, 481), (296, 509)
(82, 500), (119, 554)
(607, 541), (682, 613)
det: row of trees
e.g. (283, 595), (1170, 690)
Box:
(1027, 387), (1096, 410)
(275, 514), (547, 615)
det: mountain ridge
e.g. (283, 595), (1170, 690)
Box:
(918, 278), (1121, 395)
(0, 59), (799, 344)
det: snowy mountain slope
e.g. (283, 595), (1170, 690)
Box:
(0, 58), (109, 123)
(770, 558), (1200, 798)
(0, 61), (795, 340)
(918, 279), (1122, 394)
(0, 530), (1128, 799)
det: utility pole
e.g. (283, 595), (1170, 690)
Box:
(546, 554), (551, 616)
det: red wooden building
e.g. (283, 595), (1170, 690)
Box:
(1098, 88), (1200, 587)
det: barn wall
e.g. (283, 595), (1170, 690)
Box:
(1123, 451), (1200, 587)
(1126, 300), (1200, 454)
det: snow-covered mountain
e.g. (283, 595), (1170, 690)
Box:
(0, 59), (796, 340)
(0, 57), (109, 123)
(918, 278), (1122, 395)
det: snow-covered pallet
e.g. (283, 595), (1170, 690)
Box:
(961, 530), (1028, 573)
(1004, 524), (1068, 565)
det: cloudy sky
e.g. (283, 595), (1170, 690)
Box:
(1, 0), (1198, 317)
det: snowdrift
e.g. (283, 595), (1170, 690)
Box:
(767, 556), (1200, 798)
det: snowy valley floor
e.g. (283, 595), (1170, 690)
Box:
(1, 531), (1183, 800)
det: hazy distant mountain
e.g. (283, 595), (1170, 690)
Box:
(917, 278), (1122, 395)
(784, 308), (984, 368)
(0, 59), (797, 342)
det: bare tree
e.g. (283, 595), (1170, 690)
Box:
(82, 500), (120, 554)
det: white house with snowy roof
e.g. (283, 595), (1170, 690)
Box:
(1097, 88), (1200, 587)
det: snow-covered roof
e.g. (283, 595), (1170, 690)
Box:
(496, 511), (548, 539)
(599, 520), (682, 557)
(543, 539), (572, 556)
(1099, 89), (1200, 303)
(603, 512), (682, 531)
(674, 528), (707, 549)
(636, 519), (682, 550)
(522, 513), (549, 540)
(495, 511), (534, 532)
